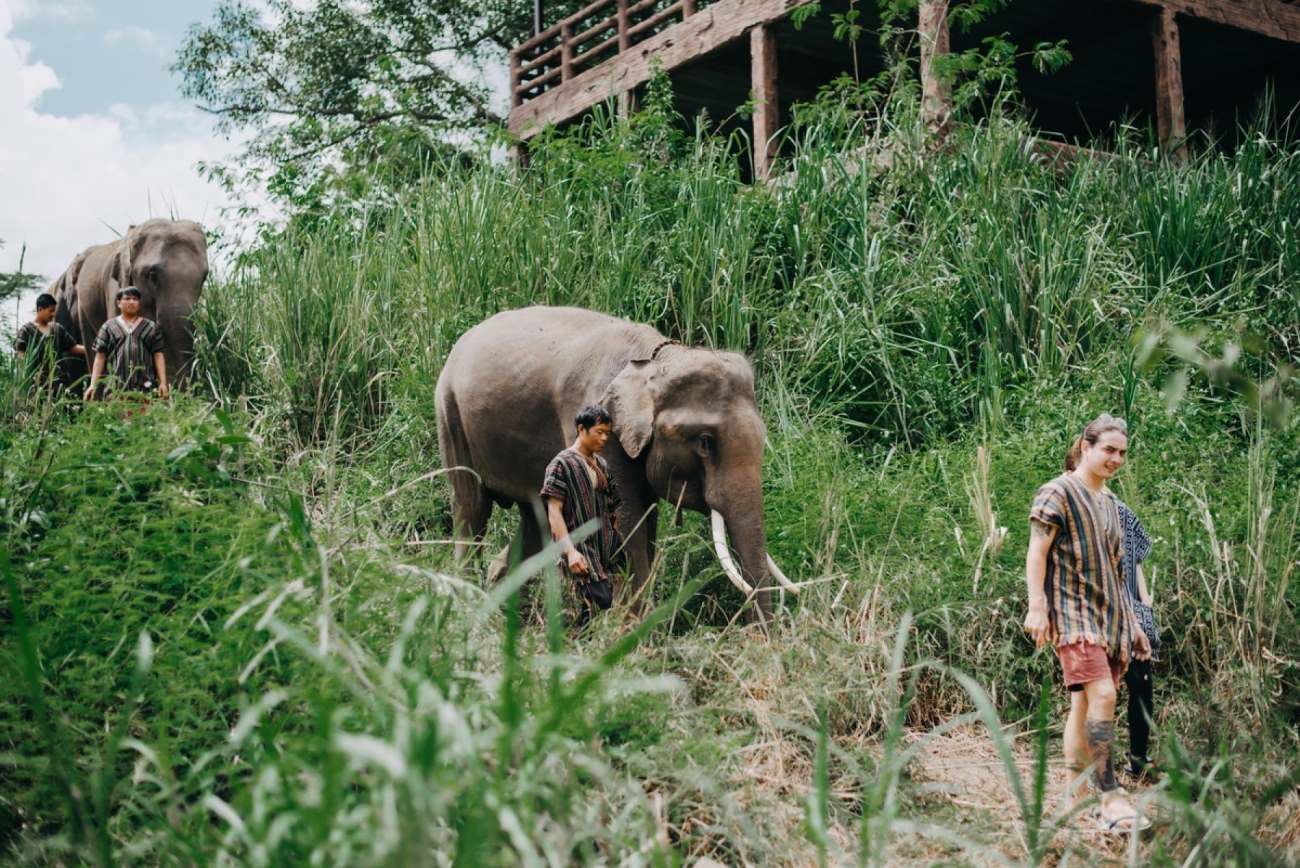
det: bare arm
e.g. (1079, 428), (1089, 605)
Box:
(84, 352), (106, 400)
(154, 352), (169, 398)
(546, 496), (588, 575)
(70, 344), (86, 357)
(1135, 562), (1152, 606)
(1023, 520), (1057, 647)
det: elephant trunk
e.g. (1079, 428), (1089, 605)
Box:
(159, 314), (196, 387)
(706, 463), (776, 623)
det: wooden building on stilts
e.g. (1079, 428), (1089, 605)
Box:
(508, 1), (1300, 176)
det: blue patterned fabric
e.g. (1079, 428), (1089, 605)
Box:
(1116, 500), (1159, 656)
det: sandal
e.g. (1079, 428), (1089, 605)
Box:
(1093, 797), (1152, 834)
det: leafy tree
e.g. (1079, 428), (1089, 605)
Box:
(175, 0), (582, 207)
(0, 241), (43, 305)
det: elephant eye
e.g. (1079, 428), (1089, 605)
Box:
(697, 433), (715, 454)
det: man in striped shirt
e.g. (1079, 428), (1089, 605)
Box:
(14, 293), (85, 393)
(1024, 414), (1152, 834)
(542, 404), (623, 628)
(84, 286), (170, 400)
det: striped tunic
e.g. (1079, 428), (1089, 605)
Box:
(92, 316), (165, 392)
(540, 448), (623, 584)
(14, 321), (77, 387)
(1030, 473), (1133, 668)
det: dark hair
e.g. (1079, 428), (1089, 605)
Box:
(35, 293), (56, 310)
(1065, 414), (1128, 471)
(575, 405), (611, 431)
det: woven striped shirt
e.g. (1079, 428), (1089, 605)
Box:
(540, 448), (623, 584)
(1030, 473), (1132, 667)
(92, 316), (165, 392)
(15, 321), (77, 387)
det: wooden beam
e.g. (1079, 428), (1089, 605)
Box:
(509, 0), (815, 139)
(750, 24), (779, 180)
(918, 0), (952, 139)
(1152, 7), (1189, 159)
(1131, 0), (1300, 43)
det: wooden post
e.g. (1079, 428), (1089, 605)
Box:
(683, 0), (697, 16)
(918, 0), (952, 140)
(533, 0), (544, 36)
(561, 22), (574, 81)
(617, 0), (630, 51)
(510, 50), (522, 109)
(618, 88), (639, 118)
(1152, 6), (1188, 160)
(750, 24), (779, 180)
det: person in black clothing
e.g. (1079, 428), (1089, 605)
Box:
(1116, 498), (1160, 780)
(13, 293), (85, 393)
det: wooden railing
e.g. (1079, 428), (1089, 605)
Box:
(511, 0), (712, 107)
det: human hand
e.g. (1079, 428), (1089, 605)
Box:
(1133, 626), (1152, 661)
(159, 383), (170, 399)
(1023, 606), (1050, 649)
(566, 550), (589, 576)
(83, 385), (95, 402)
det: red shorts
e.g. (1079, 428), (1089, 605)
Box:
(1055, 641), (1122, 691)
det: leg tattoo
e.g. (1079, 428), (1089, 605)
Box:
(1086, 720), (1118, 792)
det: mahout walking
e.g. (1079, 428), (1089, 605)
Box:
(13, 292), (85, 395)
(541, 405), (623, 627)
(84, 286), (169, 401)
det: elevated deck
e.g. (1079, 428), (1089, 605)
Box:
(509, 0), (1300, 174)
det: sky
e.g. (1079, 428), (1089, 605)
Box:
(0, 0), (243, 325)
(0, 0), (512, 330)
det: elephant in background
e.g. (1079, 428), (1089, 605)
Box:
(51, 219), (209, 387)
(436, 306), (798, 621)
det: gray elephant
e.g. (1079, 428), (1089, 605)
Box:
(50, 219), (209, 387)
(436, 306), (798, 621)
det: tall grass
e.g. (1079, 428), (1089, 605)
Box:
(195, 94), (1299, 454)
(5, 84), (1299, 863)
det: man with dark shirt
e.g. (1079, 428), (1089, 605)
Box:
(13, 293), (85, 393)
(541, 405), (623, 627)
(84, 286), (169, 400)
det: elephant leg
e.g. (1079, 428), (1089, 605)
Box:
(437, 395), (491, 563)
(620, 496), (657, 612)
(512, 500), (546, 567)
(450, 482), (491, 563)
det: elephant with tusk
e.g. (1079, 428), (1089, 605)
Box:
(50, 219), (209, 388)
(436, 305), (798, 622)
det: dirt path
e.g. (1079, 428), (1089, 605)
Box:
(904, 724), (1161, 865)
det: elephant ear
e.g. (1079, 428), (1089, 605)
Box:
(600, 360), (657, 459)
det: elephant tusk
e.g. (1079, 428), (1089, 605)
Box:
(710, 511), (754, 596)
(766, 554), (800, 595)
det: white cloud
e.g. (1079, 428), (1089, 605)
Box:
(0, 0), (251, 305)
(9, 0), (92, 24)
(104, 25), (164, 56)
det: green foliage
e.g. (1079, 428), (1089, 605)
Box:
(176, 0), (541, 210)
(5, 37), (1300, 862)
(0, 241), (42, 305)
